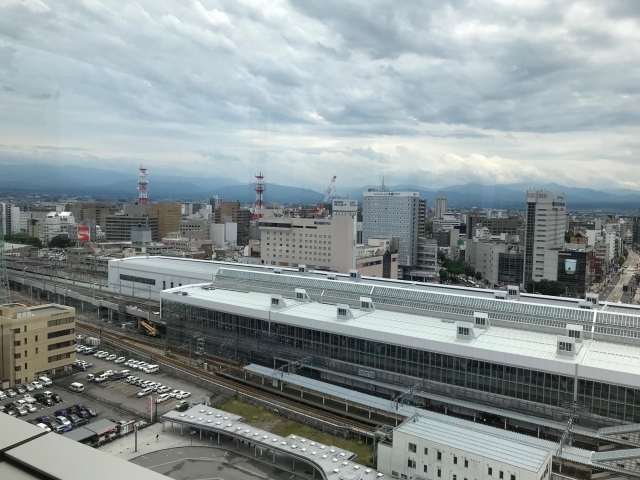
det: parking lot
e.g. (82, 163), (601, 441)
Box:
(60, 351), (210, 419)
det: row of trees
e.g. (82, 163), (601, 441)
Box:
(4, 233), (75, 249)
(437, 251), (482, 284)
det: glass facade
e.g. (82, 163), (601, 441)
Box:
(163, 300), (640, 423)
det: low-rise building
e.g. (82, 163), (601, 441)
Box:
(39, 211), (76, 245)
(355, 238), (399, 279)
(0, 303), (75, 387)
(377, 413), (552, 480)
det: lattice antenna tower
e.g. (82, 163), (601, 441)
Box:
(138, 165), (149, 205)
(252, 172), (265, 220)
(0, 217), (11, 305)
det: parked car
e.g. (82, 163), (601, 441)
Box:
(175, 391), (191, 400)
(174, 400), (189, 412)
(66, 413), (88, 427)
(51, 394), (63, 403)
(76, 410), (90, 420)
(15, 406), (28, 416)
(74, 403), (86, 411)
(156, 393), (170, 403)
(35, 415), (51, 425)
(104, 370), (114, 377)
(169, 389), (181, 398)
(0, 390), (6, 400)
(24, 384), (35, 392)
(39, 397), (55, 407)
(55, 416), (71, 427)
(55, 409), (68, 417)
(157, 386), (171, 394)
(137, 387), (153, 397)
(83, 348), (95, 355)
(66, 406), (79, 415)
(23, 394), (37, 404)
(97, 352), (109, 359)
(42, 390), (54, 398)
(16, 386), (26, 394)
(85, 407), (98, 417)
(36, 423), (51, 432)
(114, 356), (126, 364)
(94, 375), (108, 384)
(5, 408), (18, 416)
(5, 389), (17, 398)
(30, 381), (43, 390)
(25, 404), (37, 413)
(106, 354), (117, 361)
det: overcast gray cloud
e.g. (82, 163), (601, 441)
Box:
(0, 0), (639, 190)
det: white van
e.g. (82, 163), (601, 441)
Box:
(69, 382), (84, 393)
(143, 365), (159, 374)
(38, 376), (52, 387)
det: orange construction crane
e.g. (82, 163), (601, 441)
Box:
(314, 176), (337, 218)
(140, 320), (158, 337)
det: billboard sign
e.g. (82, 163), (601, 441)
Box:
(565, 259), (577, 275)
(77, 226), (90, 242)
(331, 199), (358, 212)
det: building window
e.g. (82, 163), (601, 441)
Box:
(13, 328), (20, 334)
(48, 328), (74, 339)
(500, 472), (503, 479)
(48, 340), (73, 351)
(465, 460), (468, 468)
(511, 475), (515, 480)
(14, 340), (21, 346)
(14, 353), (21, 359)
(35, 348), (38, 354)
(458, 327), (469, 336)
(35, 335), (38, 341)
(163, 281), (166, 289)
(338, 308), (347, 316)
(559, 342), (572, 352)
(437, 469), (441, 478)
(271, 298), (279, 306)
(47, 318), (73, 327)
(437, 451), (442, 461)
(454, 456), (458, 465)
(488, 468), (493, 476)
(408, 459), (416, 469)
(423, 466), (428, 473)
(171, 282), (174, 288)
(24, 325), (27, 332)
(15, 366), (21, 371)
(408, 443), (417, 453)
(48, 352), (72, 363)
(424, 448), (429, 455)
(454, 476), (457, 480)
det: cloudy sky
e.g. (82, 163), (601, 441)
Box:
(0, 0), (639, 190)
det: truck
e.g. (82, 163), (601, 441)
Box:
(86, 337), (100, 347)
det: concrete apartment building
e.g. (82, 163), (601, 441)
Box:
(363, 191), (420, 269)
(467, 212), (521, 236)
(66, 202), (114, 230)
(0, 303), (75, 388)
(259, 199), (357, 272)
(0, 203), (21, 235)
(435, 194), (447, 220)
(523, 190), (566, 285)
(355, 238), (399, 279)
(214, 201), (251, 246)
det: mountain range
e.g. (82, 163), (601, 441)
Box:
(1, 163), (639, 210)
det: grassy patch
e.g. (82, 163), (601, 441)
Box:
(218, 399), (373, 467)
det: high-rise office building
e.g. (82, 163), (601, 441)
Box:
(523, 190), (566, 285)
(363, 191), (420, 268)
(66, 202), (113, 231)
(151, 204), (181, 239)
(0, 203), (21, 235)
(418, 198), (427, 237)
(435, 194), (447, 220)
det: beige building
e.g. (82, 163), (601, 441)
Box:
(259, 199), (358, 273)
(355, 239), (399, 279)
(0, 303), (75, 388)
(151, 203), (182, 240)
(66, 202), (114, 231)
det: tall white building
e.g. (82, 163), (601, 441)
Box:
(0, 203), (21, 235)
(435, 194), (447, 220)
(39, 211), (76, 245)
(259, 199), (358, 273)
(363, 191), (420, 268)
(523, 190), (566, 285)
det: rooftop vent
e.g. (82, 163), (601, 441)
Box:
(456, 321), (474, 341)
(474, 312), (489, 329)
(295, 288), (310, 303)
(507, 285), (520, 300)
(557, 336), (577, 357)
(327, 273), (338, 280)
(578, 300), (592, 310)
(270, 294), (286, 309)
(494, 291), (507, 301)
(585, 293), (599, 307)
(273, 267), (283, 274)
(360, 297), (374, 312)
(349, 270), (361, 282)
(298, 264), (308, 274)
(566, 324), (583, 343)
(337, 304), (352, 320)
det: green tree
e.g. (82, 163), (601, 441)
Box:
(425, 221), (433, 234)
(48, 235), (75, 249)
(439, 268), (449, 284)
(526, 279), (566, 296)
(464, 266), (475, 278)
(474, 271), (482, 281)
(437, 250), (446, 263)
(444, 259), (465, 276)
(4, 233), (43, 249)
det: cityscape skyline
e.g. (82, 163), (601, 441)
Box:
(1, 1), (640, 191)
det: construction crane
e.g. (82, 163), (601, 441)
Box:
(140, 320), (159, 337)
(314, 176), (337, 219)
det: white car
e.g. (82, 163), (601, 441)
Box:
(0, 391), (6, 400)
(157, 386), (171, 394)
(114, 357), (126, 364)
(36, 423), (51, 432)
(175, 391), (191, 400)
(93, 350), (104, 357)
(97, 352), (109, 359)
(106, 354), (117, 361)
(25, 404), (37, 413)
(156, 393), (170, 403)
(137, 387), (153, 398)
(30, 381), (43, 390)
(104, 370), (114, 377)
(23, 394), (37, 404)
(168, 389), (181, 398)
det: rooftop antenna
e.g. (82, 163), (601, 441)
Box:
(381, 177), (389, 192)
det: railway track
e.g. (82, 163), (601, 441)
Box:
(77, 322), (377, 436)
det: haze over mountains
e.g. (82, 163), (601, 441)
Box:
(2, 164), (640, 210)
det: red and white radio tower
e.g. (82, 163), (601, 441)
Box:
(138, 165), (149, 205)
(252, 172), (265, 220)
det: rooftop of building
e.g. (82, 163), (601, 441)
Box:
(395, 413), (552, 472)
(0, 303), (73, 320)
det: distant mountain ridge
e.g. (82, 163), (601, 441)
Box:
(0, 163), (639, 209)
